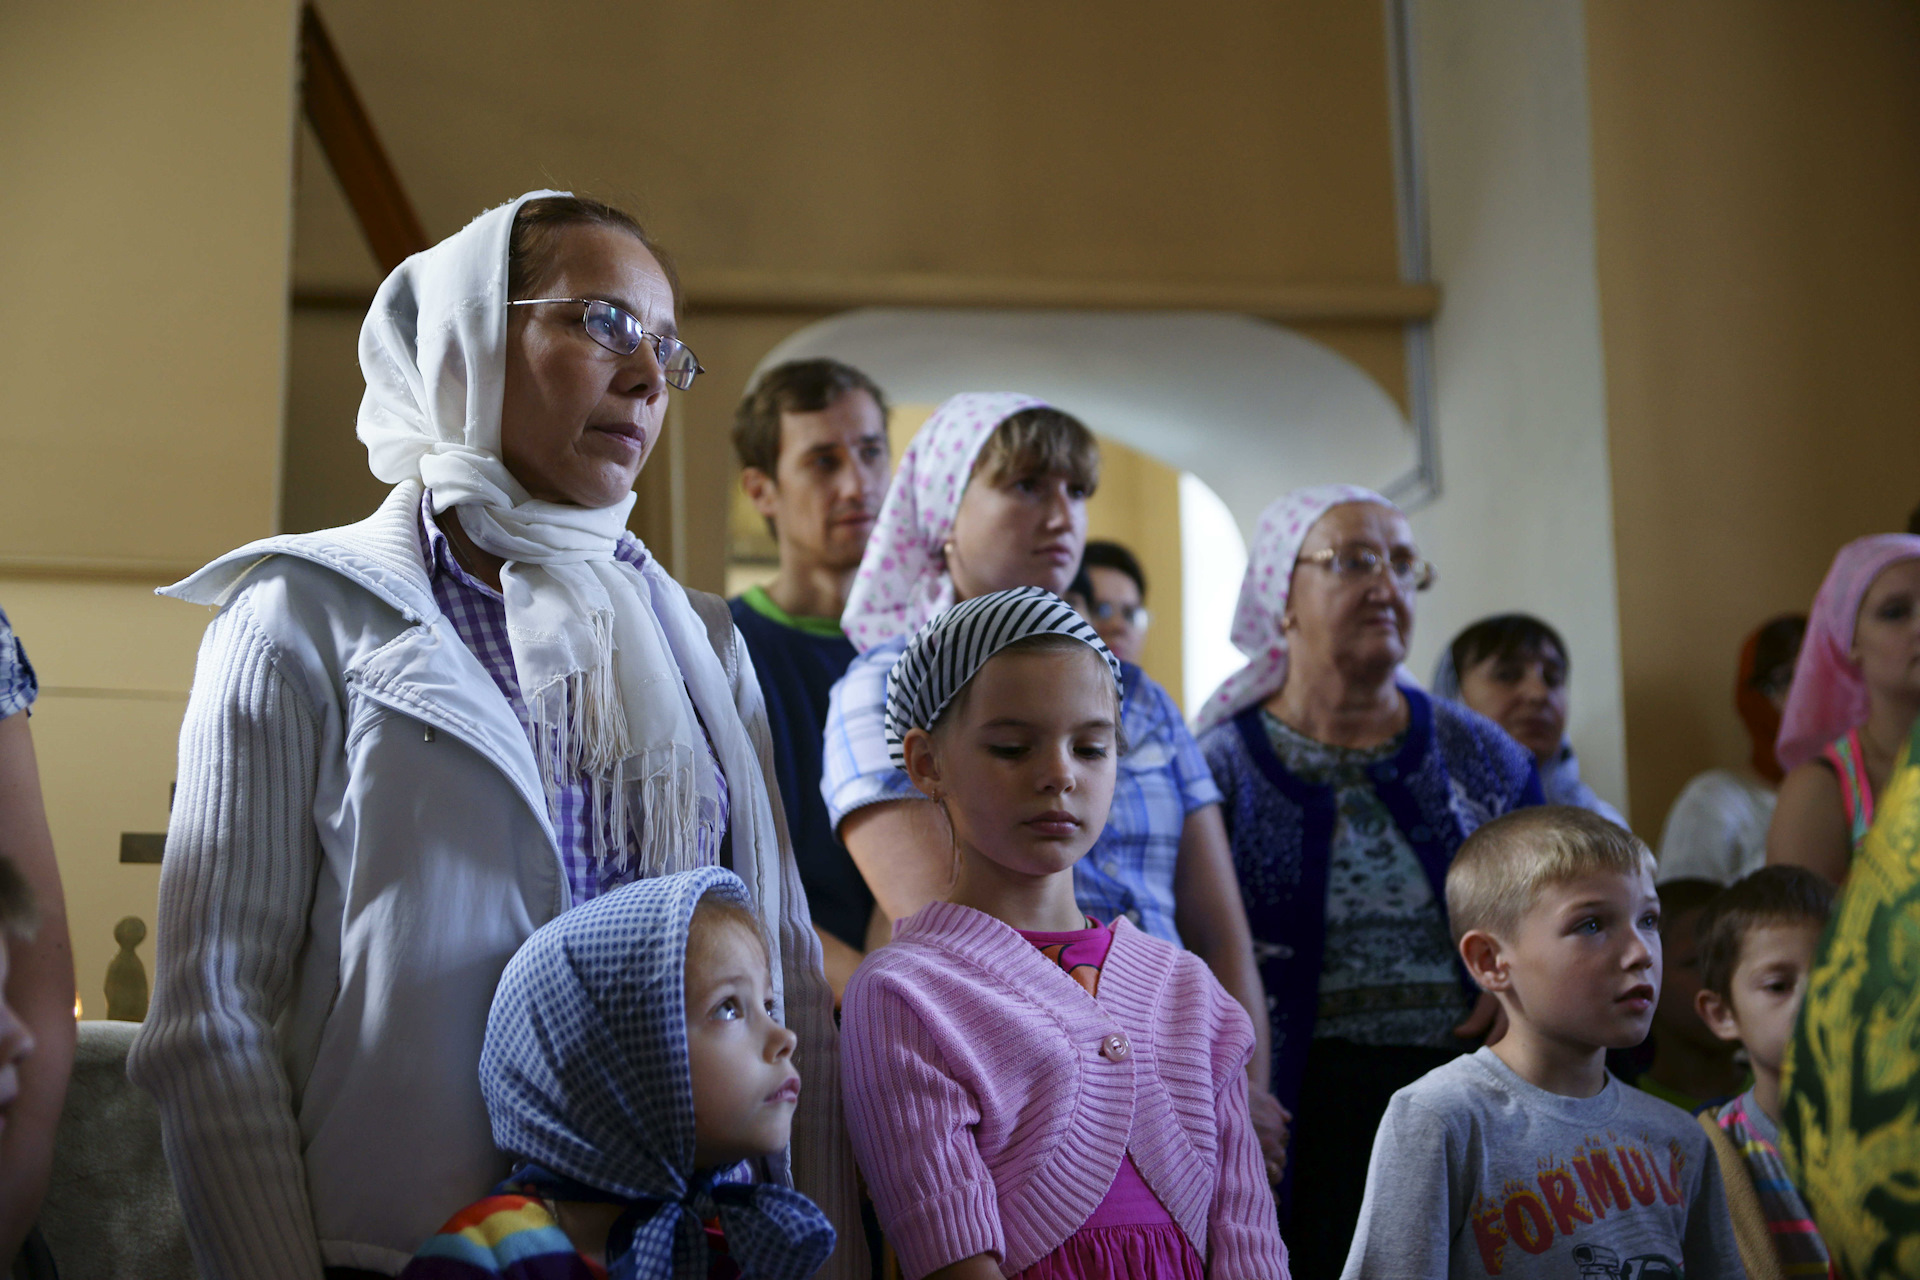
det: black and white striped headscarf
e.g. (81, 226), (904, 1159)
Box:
(884, 587), (1123, 767)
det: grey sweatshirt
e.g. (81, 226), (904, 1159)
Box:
(1341, 1047), (1742, 1279)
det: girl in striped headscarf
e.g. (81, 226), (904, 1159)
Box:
(840, 589), (1289, 1280)
(819, 393), (1283, 1175)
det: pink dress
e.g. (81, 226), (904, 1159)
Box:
(1011, 919), (1206, 1280)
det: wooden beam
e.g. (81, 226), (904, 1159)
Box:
(299, 4), (427, 273)
(295, 274), (1439, 323)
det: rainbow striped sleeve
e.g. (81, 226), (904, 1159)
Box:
(398, 1195), (604, 1280)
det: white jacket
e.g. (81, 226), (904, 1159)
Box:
(127, 481), (861, 1278)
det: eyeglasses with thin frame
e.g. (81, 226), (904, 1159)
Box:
(1088, 599), (1151, 631)
(509, 297), (705, 391)
(1298, 544), (1437, 592)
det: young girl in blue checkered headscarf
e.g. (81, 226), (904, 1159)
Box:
(399, 867), (835, 1280)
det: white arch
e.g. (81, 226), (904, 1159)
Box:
(753, 308), (1416, 541)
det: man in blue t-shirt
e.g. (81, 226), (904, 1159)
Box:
(730, 359), (892, 1002)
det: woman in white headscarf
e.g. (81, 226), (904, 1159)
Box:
(1193, 485), (1540, 1275)
(127, 193), (861, 1280)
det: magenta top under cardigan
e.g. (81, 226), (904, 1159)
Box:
(840, 900), (1288, 1279)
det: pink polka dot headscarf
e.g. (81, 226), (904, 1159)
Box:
(840, 392), (1046, 652)
(1191, 483), (1398, 736)
(1775, 532), (1920, 774)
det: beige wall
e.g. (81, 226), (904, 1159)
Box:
(1589, 2), (1920, 831)
(1, 0), (296, 569)
(282, 1), (1415, 588)
(0, 0), (299, 1007)
(1084, 439), (1184, 705)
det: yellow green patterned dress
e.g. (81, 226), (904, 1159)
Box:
(1781, 724), (1920, 1278)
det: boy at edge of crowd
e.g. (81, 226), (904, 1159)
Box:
(1341, 806), (1742, 1279)
(1693, 865), (1837, 1279)
(728, 358), (892, 1004)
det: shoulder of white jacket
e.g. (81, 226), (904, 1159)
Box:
(161, 480), (435, 622)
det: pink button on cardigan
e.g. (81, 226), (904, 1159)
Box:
(840, 901), (1289, 1278)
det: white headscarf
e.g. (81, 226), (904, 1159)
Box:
(838, 392), (1046, 652)
(1192, 484), (1398, 736)
(356, 190), (722, 875)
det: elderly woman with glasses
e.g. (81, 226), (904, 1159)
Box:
(1193, 485), (1541, 1274)
(127, 193), (861, 1280)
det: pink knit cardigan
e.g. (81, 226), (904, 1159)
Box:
(840, 901), (1288, 1278)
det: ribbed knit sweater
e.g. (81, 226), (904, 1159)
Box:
(841, 901), (1288, 1279)
(127, 482), (863, 1280)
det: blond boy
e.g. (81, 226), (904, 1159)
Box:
(1341, 807), (1741, 1279)
(1693, 865), (1835, 1279)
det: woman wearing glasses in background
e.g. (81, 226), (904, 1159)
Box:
(1192, 486), (1541, 1276)
(1065, 540), (1151, 665)
(128, 193), (861, 1280)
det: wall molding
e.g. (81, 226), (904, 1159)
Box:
(296, 274), (1439, 324)
(40, 686), (190, 703)
(0, 557), (200, 584)
(1380, 0), (1441, 512)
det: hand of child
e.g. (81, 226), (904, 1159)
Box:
(1452, 990), (1509, 1047)
(1248, 1088), (1290, 1183)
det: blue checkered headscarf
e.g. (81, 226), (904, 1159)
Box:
(479, 867), (835, 1279)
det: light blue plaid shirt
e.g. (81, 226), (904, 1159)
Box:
(822, 636), (1220, 942)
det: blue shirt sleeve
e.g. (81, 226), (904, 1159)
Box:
(1132, 669), (1222, 814)
(0, 606), (38, 720)
(821, 638), (919, 829)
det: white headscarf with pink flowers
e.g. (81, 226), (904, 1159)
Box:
(840, 392), (1045, 652)
(1192, 484), (1399, 735)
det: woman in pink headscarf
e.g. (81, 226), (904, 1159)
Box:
(1767, 533), (1920, 882)
(819, 392), (1284, 1176)
(1193, 485), (1541, 1273)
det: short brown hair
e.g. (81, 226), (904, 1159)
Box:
(507, 195), (680, 306)
(1695, 865), (1834, 998)
(732, 359), (891, 476)
(1449, 614), (1569, 681)
(971, 407), (1100, 494)
(1445, 806), (1654, 945)
(0, 856), (36, 941)
(1655, 877), (1723, 936)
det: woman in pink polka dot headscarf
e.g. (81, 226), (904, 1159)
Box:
(821, 393), (1286, 1180)
(839, 392), (1051, 651)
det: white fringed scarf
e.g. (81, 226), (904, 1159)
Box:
(355, 190), (720, 875)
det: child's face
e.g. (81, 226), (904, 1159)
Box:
(1499, 866), (1663, 1055)
(1653, 906), (1726, 1053)
(683, 916), (799, 1170)
(907, 645), (1118, 880)
(1700, 919), (1821, 1078)
(0, 940), (34, 1142)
